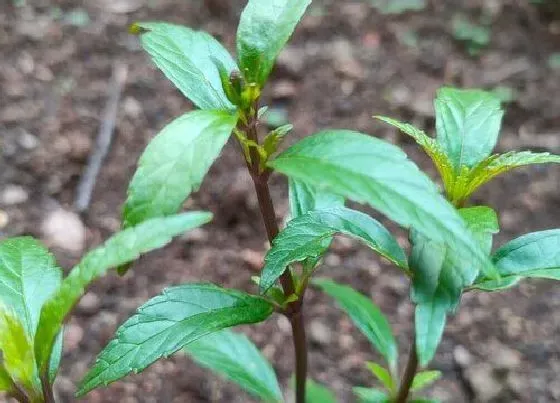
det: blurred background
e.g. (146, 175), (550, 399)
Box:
(1, 0), (559, 402)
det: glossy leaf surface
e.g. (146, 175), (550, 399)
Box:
(35, 212), (212, 369)
(123, 110), (237, 227)
(434, 87), (503, 172)
(237, 0), (311, 86)
(260, 207), (407, 292)
(133, 22), (237, 110)
(78, 284), (274, 396)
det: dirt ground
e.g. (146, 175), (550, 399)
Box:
(1, 0), (560, 402)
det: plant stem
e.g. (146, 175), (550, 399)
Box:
(40, 373), (56, 403)
(395, 321), (419, 403)
(9, 383), (30, 403)
(241, 107), (308, 403)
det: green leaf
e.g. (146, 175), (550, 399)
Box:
(123, 110), (237, 227)
(289, 178), (344, 219)
(304, 378), (337, 403)
(369, 0), (425, 14)
(374, 116), (455, 192)
(313, 279), (398, 373)
(434, 87), (503, 173)
(365, 362), (396, 393)
(454, 151), (560, 204)
(48, 330), (63, 384)
(411, 370), (442, 391)
(415, 298), (448, 367)
(269, 130), (494, 278)
(0, 307), (41, 397)
(0, 365), (12, 392)
(0, 237), (62, 338)
(132, 22), (237, 110)
(352, 387), (390, 403)
(260, 207), (407, 292)
(78, 284), (273, 396)
(409, 230), (467, 366)
(458, 206), (499, 254)
(184, 329), (282, 402)
(35, 212), (213, 370)
(237, 0), (311, 86)
(475, 229), (560, 289)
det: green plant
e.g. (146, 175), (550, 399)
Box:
(1, 2), (559, 403)
(452, 14), (491, 56)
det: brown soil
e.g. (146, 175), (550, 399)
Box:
(1, 0), (560, 402)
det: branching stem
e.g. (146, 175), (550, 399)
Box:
(240, 104), (308, 403)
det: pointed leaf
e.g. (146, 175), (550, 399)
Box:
(269, 130), (494, 279)
(415, 298), (448, 367)
(237, 0), (311, 86)
(132, 22), (237, 110)
(78, 284), (274, 396)
(488, 229), (560, 284)
(35, 212), (212, 370)
(304, 378), (337, 403)
(374, 116), (455, 191)
(352, 387), (391, 403)
(411, 370), (441, 391)
(313, 279), (398, 372)
(260, 207), (408, 292)
(289, 178), (344, 219)
(434, 87), (504, 172)
(458, 206), (499, 254)
(0, 237), (62, 338)
(409, 230), (466, 366)
(0, 307), (41, 397)
(365, 362), (396, 393)
(123, 110), (237, 227)
(184, 329), (282, 402)
(456, 151), (560, 204)
(48, 330), (63, 383)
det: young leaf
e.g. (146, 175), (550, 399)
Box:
(35, 212), (213, 370)
(237, 0), (311, 86)
(132, 22), (237, 110)
(374, 116), (455, 192)
(456, 151), (560, 204)
(78, 284), (274, 396)
(365, 362), (396, 393)
(269, 130), (494, 278)
(313, 279), (398, 373)
(184, 329), (282, 402)
(472, 229), (560, 291)
(123, 110), (237, 227)
(288, 178), (344, 219)
(352, 387), (391, 403)
(410, 370), (442, 391)
(434, 87), (504, 173)
(304, 378), (337, 403)
(0, 237), (62, 338)
(0, 307), (41, 397)
(458, 206), (499, 254)
(260, 207), (408, 292)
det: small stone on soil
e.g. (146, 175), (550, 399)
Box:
(1, 184), (29, 205)
(41, 208), (86, 253)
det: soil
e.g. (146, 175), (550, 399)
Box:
(1, 0), (560, 402)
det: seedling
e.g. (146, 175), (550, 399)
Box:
(1, 1), (558, 402)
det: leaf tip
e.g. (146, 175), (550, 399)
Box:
(128, 23), (149, 35)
